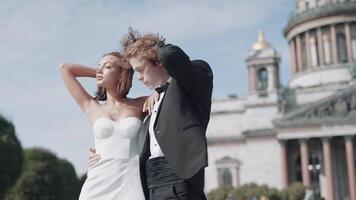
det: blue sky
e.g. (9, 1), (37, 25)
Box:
(0, 0), (295, 175)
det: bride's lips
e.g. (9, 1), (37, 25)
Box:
(96, 76), (103, 80)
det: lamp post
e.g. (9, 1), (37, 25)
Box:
(308, 161), (322, 200)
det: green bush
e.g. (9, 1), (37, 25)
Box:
(4, 148), (80, 200)
(207, 182), (305, 200)
(207, 186), (235, 200)
(281, 182), (305, 200)
(233, 183), (281, 200)
(0, 116), (23, 199)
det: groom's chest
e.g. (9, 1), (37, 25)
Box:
(149, 91), (167, 129)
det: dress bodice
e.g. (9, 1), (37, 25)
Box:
(80, 116), (145, 200)
(93, 117), (142, 160)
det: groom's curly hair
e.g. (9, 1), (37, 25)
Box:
(94, 52), (134, 101)
(121, 27), (165, 65)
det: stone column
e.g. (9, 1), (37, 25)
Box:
(280, 140), (289, 188)
(231, 167), (238, 188)
(310, 36), (318, 67)
(317, 27), (325, 66)
(352, 24), (356, 61)
(235, 167), (241, 187)
(322, 137), (335, 200)
(267, 65), (277, 91)
(290, 39), (298, 75)
(299, 139), (311, 188)
(345, 23), (353, 63)
(296, 35), (303, 72)
(345, 136), (356, 200)
(248, 66), (255, 94)
(323, 32), (332, 64)
(331, 24), (338, 64)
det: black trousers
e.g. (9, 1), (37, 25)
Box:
(146, 157), (206, 200)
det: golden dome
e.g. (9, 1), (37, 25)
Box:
(252, 31), (271, 50)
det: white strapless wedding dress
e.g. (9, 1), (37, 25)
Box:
(79, 117), (145, 200)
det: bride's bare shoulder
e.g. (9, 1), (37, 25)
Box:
(122, 96), (147, 111)
(132, 96), (148, 106)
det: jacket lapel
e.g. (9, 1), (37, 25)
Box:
(154, 81), (172, 128)
(138, 115), (150, 157)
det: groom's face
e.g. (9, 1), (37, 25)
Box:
(129, 57), (163, 89)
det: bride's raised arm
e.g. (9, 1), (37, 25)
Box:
(60, 63), (97, 113)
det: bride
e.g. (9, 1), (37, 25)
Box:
(60, 52), (150, 199)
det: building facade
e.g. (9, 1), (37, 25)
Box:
(205, 1), (356, 200)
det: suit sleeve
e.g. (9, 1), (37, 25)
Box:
(157, 44), (212, 95)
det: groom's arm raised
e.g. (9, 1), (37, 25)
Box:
(157, 44), (213, 91)
(157, 44), (213, 107)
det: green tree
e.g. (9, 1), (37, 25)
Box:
(57, 159), (81, 200)
(78, 173), (87, 190)
(5, 148), (79, 200)
(0, 116), (23, 199)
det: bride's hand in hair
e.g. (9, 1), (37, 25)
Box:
(143, 91), (160, 115)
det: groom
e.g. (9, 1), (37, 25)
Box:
(123, 31), (213, 200)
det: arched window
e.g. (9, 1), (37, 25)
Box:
(222, 169), (233, 186)
(337, 32), (348, 63)
(257, 68), (268, 91)
(216, 156), (241, 188)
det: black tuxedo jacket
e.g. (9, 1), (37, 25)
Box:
(138, 44), (213, 198)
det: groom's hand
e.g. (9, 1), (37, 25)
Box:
(143, 91), (160, 114)
(88, 147), (101, 169)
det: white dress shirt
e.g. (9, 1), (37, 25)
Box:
(148, 78), (171, 159)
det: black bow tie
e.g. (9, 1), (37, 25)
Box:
(155, 82), (169, 94)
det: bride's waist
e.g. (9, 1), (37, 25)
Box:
(96, 156), (138, 163)
(89, 156), (139, 172)
(95, 141), (138, 159)
(97, 153), (132, 160)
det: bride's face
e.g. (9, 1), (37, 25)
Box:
(96, 55), (122, 89)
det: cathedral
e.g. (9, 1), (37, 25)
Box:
(205, 0), (356, 200)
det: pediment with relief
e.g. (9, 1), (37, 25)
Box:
(274, 86), (356, 127)
(216, 156), (241, 166)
